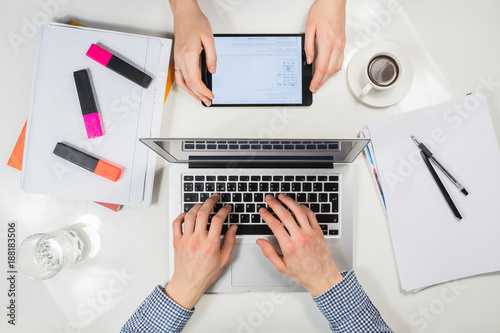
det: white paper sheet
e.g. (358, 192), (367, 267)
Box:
(21, 24), (171, 205)
(365, 95), (500, 291)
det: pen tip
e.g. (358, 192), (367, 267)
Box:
(461, 188), (469, 196)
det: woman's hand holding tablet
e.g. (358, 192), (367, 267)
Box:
(305, 0), (347, 93)
(169, 0), (216, 106)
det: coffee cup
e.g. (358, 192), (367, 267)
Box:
(359, 52), (402, 98)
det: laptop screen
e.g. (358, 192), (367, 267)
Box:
(140, 139), (369, 164)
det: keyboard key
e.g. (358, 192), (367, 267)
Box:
(229, 176), (238, 181)
(195, 176), (205, 181)
(318, 176), (327, 181)
(227, 183), (237, 191)
(206, 183), (215, 191)
(316, 214), (339, 223)
(284, 145), (294, 150)
(200, 193), (210, 202)
(273, 176), (283, 181)
(296, 176), (305, 181)
(184, 175), (194, 181)
(329, 176), (339, 181)
(251, 176), (261, 181)
(321, 204), (331, 213)
(251, 145), (261, 149)
(195, 182), (204, 191)
(207, 145), (216, 149)
(240, 214), (250, 223)
(320, 225), (328, 235)
(251, 214), (261, 223)
(310, 204), (320, 212)
(330, 193), (339, 212)
(270, 183), (280, 191)
(313, 183), (323, 192)
(207, 175), (216, 181)
(307, 193), (317, 202)
(184, 193), (198, 202)
(216, 183), (226, 191)
(240, 176), (250, 181)
(324, 183), (338, 191)
(297, 193), (306, 202)
(328, 143), (339, 149)
(232, 193), (242, 202)
(296, 145), (305, 150)
(263, 145), (272, 150)
(281, 183), (290, 191)
(256, 203), (266, 211)
(185, 144), (194, 149)
(307, 145), (317, 149)
(254, 193), (264, 202)
(302, 183), (312, 191)
(262, 176), (272, 181)
(240, 145), (250, 149)
(329, 230), (339, 236)
(218, 144), (228, 149)
(246, 204), (256, 213)
(307, 176), (316, 181)
(273, 145), (284, 149)
(259, 183), (269, 192)
(285, 176), (294, 181)
(238, 183), (247, 191)
(235, 224), (273, 235)
(234, 204), (245, 212)
(318, 144), (327, 149)
(319, 193), (328, 202)
(221, 193), (231, 202)
(184, 204), (195, 212)
(243, 193), (253, 202)
(217, 175), (227, 181)
(230, 214), (239, 223)
(291, 183), (301, 192)
(196, 144), (206, 149)
(288, 193), (296, 201)
(249, 183), (259, 191)
(184, 183), (193, 192)
(229, 144), (239, 149)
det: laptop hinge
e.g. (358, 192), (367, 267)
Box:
(188, 162), (334, 169)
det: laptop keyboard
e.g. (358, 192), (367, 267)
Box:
(182, 173), (340, 237)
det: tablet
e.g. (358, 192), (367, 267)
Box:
(201, 34), (313, 107)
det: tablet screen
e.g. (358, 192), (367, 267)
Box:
(206, 35), (310, 106)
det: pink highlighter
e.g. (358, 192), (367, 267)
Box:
(73, 69), (103, 139)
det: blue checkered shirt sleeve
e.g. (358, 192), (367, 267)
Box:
(121, 285), (194, 333)
(313, 270), (393, 333)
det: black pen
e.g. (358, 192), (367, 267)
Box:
(420, 150), (462, 220)
(411, 136), (468, 196)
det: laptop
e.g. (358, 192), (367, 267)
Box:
(140, 138), (369, 292)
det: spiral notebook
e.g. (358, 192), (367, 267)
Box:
(21, 23), (172, 205)
(361, 94), (500, 291)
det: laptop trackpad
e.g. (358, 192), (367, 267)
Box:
(231, 244), (292, 287)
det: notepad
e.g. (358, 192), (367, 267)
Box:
(362, 94), (500, 291)
(21, 23), (172, 205)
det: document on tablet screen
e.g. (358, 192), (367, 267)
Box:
(211, 36), (303, 105)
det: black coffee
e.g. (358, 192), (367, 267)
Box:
(367, 55), (399, 87)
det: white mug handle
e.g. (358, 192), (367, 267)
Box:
(359, 83), (373, 98)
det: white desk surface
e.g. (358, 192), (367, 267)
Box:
(1, 0), (500, 332)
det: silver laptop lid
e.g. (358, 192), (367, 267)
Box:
(140, 138), (369, 164)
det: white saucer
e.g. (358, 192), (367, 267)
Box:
(347, 41), (414, 108)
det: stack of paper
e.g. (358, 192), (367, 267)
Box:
(362, 94), (500, 291)
(21, 23), (172, 206)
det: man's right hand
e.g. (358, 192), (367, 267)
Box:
(169, 0), (216, 106)
(257, 194), (343, 297)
